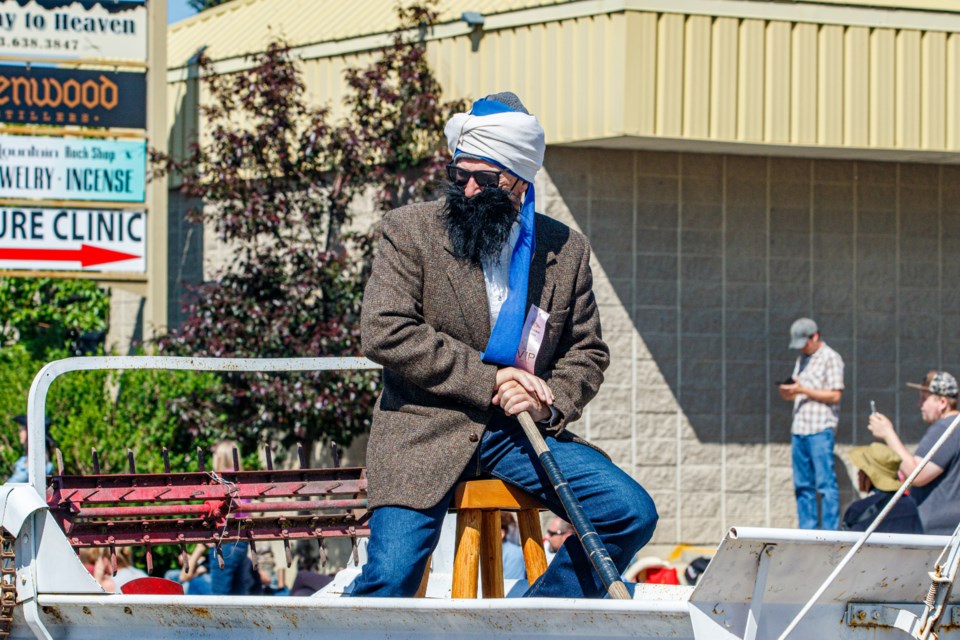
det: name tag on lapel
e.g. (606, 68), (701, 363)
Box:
(515, 305), (550, 373)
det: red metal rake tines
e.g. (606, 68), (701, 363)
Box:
(46, 447), (370, 561)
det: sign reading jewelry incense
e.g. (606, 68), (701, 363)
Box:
(0, 206), (144, 271)
(0, 134), (146, 202)
(0, 65), (146, 128)
(0, 0), (147, 62)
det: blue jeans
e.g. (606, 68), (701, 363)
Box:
(208, 541), (255, 595)
(352, 415), (658, 598)
(792, 430), (840, 530)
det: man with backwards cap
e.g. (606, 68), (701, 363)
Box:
(869, 371), (960, 535)
(352, 92), (658, 597)
(779, 317), (845, 530)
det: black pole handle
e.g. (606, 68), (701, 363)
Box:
(517, 411), (631, 600)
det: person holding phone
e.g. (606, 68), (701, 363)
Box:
(778, 318), (845, 530)
(868, 371), (960, 535)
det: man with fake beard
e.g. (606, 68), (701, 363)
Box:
(352, 92), (658, 598)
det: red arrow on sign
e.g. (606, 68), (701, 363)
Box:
(0, 244), (140, 267)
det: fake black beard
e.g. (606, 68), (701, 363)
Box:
(442, 182), (518, 264)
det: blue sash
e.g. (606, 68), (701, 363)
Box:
(480, 184), (536, 366)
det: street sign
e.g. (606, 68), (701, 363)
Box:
(0, 64), (147, 128)
(0, 206), (144, 272)
(0, 134), (146, 202)
(0, 0), (147, 62)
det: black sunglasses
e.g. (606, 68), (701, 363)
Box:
(446, 163), (501, 188)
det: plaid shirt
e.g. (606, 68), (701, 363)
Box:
(791, 342), (844, 435)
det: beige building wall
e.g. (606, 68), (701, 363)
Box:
(538, 146), (959, 543)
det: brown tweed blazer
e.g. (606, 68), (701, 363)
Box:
(360, 200), (610, 510)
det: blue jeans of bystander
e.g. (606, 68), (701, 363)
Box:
(792, 430), (840, 530)
(208, 541), (255, 595)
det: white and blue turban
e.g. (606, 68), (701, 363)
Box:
(444, 94), (545, 367)
(444, 95), (545, 182)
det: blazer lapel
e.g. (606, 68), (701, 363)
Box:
(444, 244), (491, 348)
(527, 221), (557, 312)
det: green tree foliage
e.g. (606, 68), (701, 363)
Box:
(151, 2), (466, 455)
(0, 277), (225, 478)
(0, 277), (109, 358)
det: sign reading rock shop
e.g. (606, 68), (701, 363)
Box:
(0, 206), (144, 271)
(0, 65), (146, 128)
(0, 134), (145, 202)
(0, 0), (146, 62)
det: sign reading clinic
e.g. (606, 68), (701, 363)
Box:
(0, 65), (146, 128)
(0, 134), (146, 202)
(0, 0), (147, 62)
(0, 206), (144, 271)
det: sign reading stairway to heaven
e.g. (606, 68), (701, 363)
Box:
(0, 0), (147, 61)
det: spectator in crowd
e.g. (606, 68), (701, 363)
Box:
(500, 512), (526, 580)
(206, 440), (258, 595)
(841, 442), (922, 534)
(623, 556), (678, 584)
(256, 545), (289, 596)
(682, 557), (710, 586)
(163, 543), (212, 595)
(290, 540), (333, 597)
(8, 415), (55, 483)
(869, 371), (960, 535)
(86, 547), (146, 593)
(544, 516), (574, 562)
(779, 318), (845, 530)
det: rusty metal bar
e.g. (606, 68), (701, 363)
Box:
(27, 356), (380, 496)
(71, 498), (368, 518)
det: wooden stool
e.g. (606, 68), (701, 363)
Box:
(448, 478), (549, 598)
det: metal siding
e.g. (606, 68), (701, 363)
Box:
(870, 28), (896, 147)
(896, 29), (922, 148)
(657, 13), (685, 137)
(817, 25), (844, 145)
(543, 20), (563, 143)
(921, 30), (946, 149)
(764, 21), (791, 143)
(738, 19), (765, 142)
(791, 22), (818, 144)
(167, 0), (564, 69)
(169, 2), (960, 160)
(604, 14), (627, 138)
(949, 34), (960, 149)
(683, 15), (711, 139)
(844, 27), (870, 147)
(625, 12), (657, 137)
(711, 17), (739, 140)
(523, 26), (543, 118)
(558, 18), (584, 140)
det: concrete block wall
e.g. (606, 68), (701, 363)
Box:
(538, 147), (960, 545)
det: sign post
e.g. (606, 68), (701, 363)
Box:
(0, 0), (167, 338)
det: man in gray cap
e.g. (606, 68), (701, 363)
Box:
(779, 317), (845, 529)
(353, 92), (657, 598)
(869, 371), (960, 534)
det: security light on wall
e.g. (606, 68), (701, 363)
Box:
(461, 12), (484, 28)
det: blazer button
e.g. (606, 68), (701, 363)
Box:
(468, 432), (479, 442)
